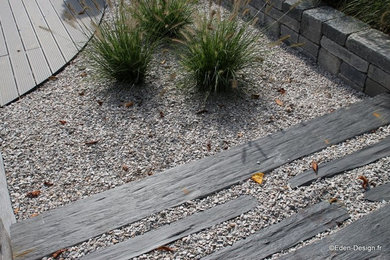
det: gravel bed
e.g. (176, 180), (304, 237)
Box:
(0, 0), (389, 259)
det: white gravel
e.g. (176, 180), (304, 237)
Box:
(0, 1), (389, 259)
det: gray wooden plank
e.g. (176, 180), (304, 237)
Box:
(26, 48), (52, 85)
(36, 0), (78, 61)
(22, 0), (65, 73)
(289, 135), (390, 188)
(0, 219), (13, 260)
(0, 0), (35, 94)
(47, 0), (88, 46)
(63, 0), (98, 37)
(0, 21), (7, 57)
(0, 153), (16, 235)
(279, 204), (390, 260)
(0, 56), (19, 106)
(82, 196), (257, 260)
(365, 182), (390, 202)
(10, 94), (390, 260)
(203, 201), (349, 260)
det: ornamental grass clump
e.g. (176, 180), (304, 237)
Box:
(176, 0), (263, 92)
(129, 0), (195, 41)
(88, 7), (156, 84)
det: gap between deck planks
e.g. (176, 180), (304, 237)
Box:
(82, 196), (257, 260)
(10, 94), (390, 260)
(203, 201), (349, 260)
(289, 135), (390, 188)
(279, 204), (390, 259)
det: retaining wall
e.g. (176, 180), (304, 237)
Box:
(248, 0), (390, 96)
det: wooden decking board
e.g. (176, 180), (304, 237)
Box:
(365, 182), (390, 202)
(279, 204), (390, 259)
(82, 196), (257, 260)
(0, 153), (16, 235)
(203, 201), (349, 260)
(64, 0), (97, 37)
(0, 219), (13, 260)
(0, 0), (35, 94)
(10, 95), (390, 260)
(289, 135), (390, 188)
(0, 22), (8, 56)
(21, 0), (66, 73)
(0, 56), (19, 105)
(36, 0), (78, 61)
(26, 48), (52, 85)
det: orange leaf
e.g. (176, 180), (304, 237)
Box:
(59, 120), (67, 125)
(358, 175), (369, 190)
(124, 102), (134, 108)
(49, 76), (58, 81)
(52, 249), (67, 259)
(31, 213), (39, 217)
(182, 188), (190, 195)
(251, 172), (264, 184)
(122, 164), (129, 171)
(156, 246), (175, 252)
(14, 208), (19, 214)
(328, 198), (338, 203)
(311, 160), (318, 174)
(44, 181), (54, 187)
(85, 140), (99, 145)
(275, 99), (284, 106)
(26, 190), (41, 198)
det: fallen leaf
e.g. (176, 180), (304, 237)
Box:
(52, 249), (67, 259)
(78, 8), (86, 15)
(85, 140), (99, 145)
(59, 120), (67, 125)
(251, 172), (264, 184)
(328, 198), (338, 203)
(373, 112), (381, 118)
(251, 94), (260, 99)
(124, 101), (134, 108)
(80, 71), (87, 77)
(358, 175), (369, 190)
(237, 132), (243, 138)
(79, 91), (85, 96)
(275, 99), (284, 106)
(277, 88), (286, 94)
(26, 190), (41, 198)
(159, 111), (165, 118)
(97, 100), (103, 106)
(30, 213), (39, 217)
(196, 109), (208, 114)
(206, 141), (211, 151)
(44, 181), (54, 187)
(182, 188), (190, 195)
(49, 76), (58, 81)
(161, 59), (166, 65)
(311, 160), (318, 174)
(156, 246), (175, 252)
(122, 164), (129, 171)
(324, 139), (330, 145)
(14, 208), (19, 214)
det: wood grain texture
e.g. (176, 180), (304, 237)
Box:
(203, 201), (349, 260)
(0, 219), (13, 260)
(0, 153), (15, 235)
(289, 135), (390, 188)
(0, 56), (18, 105)
(82, 196), (257, 260)
(10, 94), (390, 260)
(365, 182), (390, 202)
(279, 204), (390, 260)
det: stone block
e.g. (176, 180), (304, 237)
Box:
(298, 35), (319, 61)
(269, 0), (285, 10)
(346, 29), (390, 74)
(365, 78), (390, 96)
(266, 5), (300, 32)
(323, 15), (369, 46)
(339, 62), (367, 88)
(321, 36), (369, 72)
(282, 0), (321, 21)
(301, 7), (344, 44)
(264, 14), (280, 39)
(250, 0), (266, 10)
(281, 24), (298, 45)
(338, 74), (364, 92)
(368, 65), (390, 90)
(318, 48), (341, 75)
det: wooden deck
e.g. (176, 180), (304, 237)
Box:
(0, 0), (106, 106)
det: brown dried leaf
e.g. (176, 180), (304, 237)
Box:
(251, 172), (264, 184)
(31, 213), (39, 217)
(85, 140), (99, 145)
(251, 94), (260, 99)
(311, 160), (319, 174)
(237, 132), (243, 138)
(44, 181), (54, 187)
(14, 208), (19, 214)
(358, 175), (369, 190)
(122, 164), (129, 171)
(277, 88), (286, 94)
(59, 120), (67, 125)
(159, 111), (165, 118)
(52, 249), (67, 259)
(275, 99), (284, 106)
(156, 246), (175, 252)
(49, 76), (58, 81)
(182, 188), (190, 195)
(207, 141), (211, 151)
(80, 71), (87, 77)
(26, 190), (41, 198)
(79, 91), (85, 96)
(124, 101), (134, 108)
(97, 100), (103, 106)
(328, 198), (338, 203)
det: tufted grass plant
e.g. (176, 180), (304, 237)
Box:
(129, 0), (195, 41)
(88, 6), (156, 84)
(176, 0), (263, 92)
